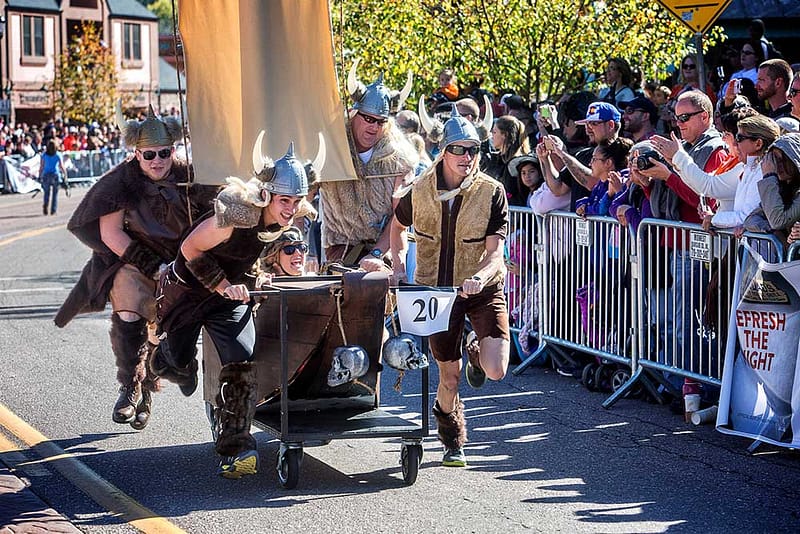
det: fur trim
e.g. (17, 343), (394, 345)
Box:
(296, 198), (317, 221)
(433, 400), (467, 449)
(215, 362), (258, 456)
(213, 177), (268, 229)
(110, 315), (148, 386)
(185, 253), (225, 291)
(121, 115), (183, 149)
(120, 240), (163, 278)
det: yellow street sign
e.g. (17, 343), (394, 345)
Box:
(656, 0), (733, 34)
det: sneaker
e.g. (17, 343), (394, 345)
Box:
(442, 447), (467, 467)
(464, 331), (486, 389)
(217, 449), (259, 479)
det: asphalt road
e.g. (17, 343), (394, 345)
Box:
(1, 189), (800, 533)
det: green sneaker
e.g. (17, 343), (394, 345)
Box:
(442, 447), (467, 467)
(218, 450), (259, 479)
(464, 331), (486, 389)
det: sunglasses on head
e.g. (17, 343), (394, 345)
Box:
(139, 148), (172, 160)
(358, 112), (388, 125)
(674, 110), (704, 123)
(281, 243), (309, 255)
(445, 144), (480, 156)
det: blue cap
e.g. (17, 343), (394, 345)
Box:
(576, 101), (621, 124)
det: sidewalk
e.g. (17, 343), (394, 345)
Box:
(0, 467), (80, 533)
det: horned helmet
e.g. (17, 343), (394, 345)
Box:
(418, 94), (493, 147)
(116, 102), (182, 149)
(347, 58), (413, 119)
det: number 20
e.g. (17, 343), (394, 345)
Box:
(412, 297), (439, 322)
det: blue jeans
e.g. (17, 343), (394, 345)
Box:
(41, 173), (60, 214)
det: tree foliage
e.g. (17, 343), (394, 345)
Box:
(52, 21), (117, 124)
(331, 0), (725, 104)
(146, 0), (176, 35)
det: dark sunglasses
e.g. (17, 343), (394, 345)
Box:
(674, 110), (704, 123)
(790, 88), (800, 98)
(445, 144), (480, 156)
(735, 133), (760, 143)
(682, 64), (696, 70)
(140, 148), (172, 160)
(281, 243), (309, 255)
(358, 112), (388, 125)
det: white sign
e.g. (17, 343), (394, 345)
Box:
(396, 288), (457, 336)
(576, 219), (590, 247)
(689, 231), (712, 262)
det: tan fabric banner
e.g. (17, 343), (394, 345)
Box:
(179, 0), (356, 185)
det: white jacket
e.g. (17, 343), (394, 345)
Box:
(529, 182), (570, 215)
(672, 147), (742, 213)
(711, 156), (763, 228)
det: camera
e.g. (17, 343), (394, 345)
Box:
(635, 149), (664, 170)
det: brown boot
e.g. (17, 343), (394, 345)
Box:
(110, 315), (147, 424)
(433, 400), (467, 467)
(113, 383), (141, 424)
(215, 362), (259, 479)
(130, 389), (152, 430)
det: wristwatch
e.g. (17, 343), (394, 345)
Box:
(370, 248), (383, 259)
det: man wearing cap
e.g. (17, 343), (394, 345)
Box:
(544, 101), (621, 210)
(389, 109), (510, 467)
(619, 96), (658, 142)
(55, 106), (217, 431)
(320, 60), (418, 271)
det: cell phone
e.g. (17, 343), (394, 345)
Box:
(716, 66), (725, 78)
(732, 79), (741, 95)
(543, 136), (555, 151)
(539, 104), (551, 119)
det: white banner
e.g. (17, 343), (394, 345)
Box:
(717, 242), (800, 448)
(396, 288), (457, 336)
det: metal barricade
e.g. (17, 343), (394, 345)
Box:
(788, 242), (800, 261)
(514, 211), (637, 390)
(62, 148), (128, 184)
(506, 206), (538, 358)
(605, 219), (784, 408)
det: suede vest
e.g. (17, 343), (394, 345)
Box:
(412, 169), (504, 287)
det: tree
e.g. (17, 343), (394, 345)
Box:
(147, 0), (176, 35)
(330, 0), (725, 104)
(52, 21), (117, 124)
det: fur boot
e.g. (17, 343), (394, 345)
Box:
(110, 315), (147, 423)
(433, 400), (467, 450)
(215, 362), (258, 457)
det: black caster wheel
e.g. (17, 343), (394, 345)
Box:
(277, 447), (302, 489)
(401, 443), (423, 485)
(581, 362), (599, 391)
(594, 364), (614, 392)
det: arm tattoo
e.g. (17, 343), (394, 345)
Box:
(564, 154), (592, 187)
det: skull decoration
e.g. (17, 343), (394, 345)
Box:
(382, 334), (429, 371)
(327, 345), (370, 387)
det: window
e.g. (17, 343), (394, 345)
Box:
(22, 15), (44, 58)
(123, 23), (141, 62)
(70, 0), (98, 7)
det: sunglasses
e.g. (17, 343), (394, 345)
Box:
(674, 110), (704, 123)
(735, 133), (760, 143)
(281, 243), (309, 255)
(682, 64), (697, 70)
(139, 148), (172, 160)
(790, 88), (800, 98)
(445, 144), (480, 156)
(358, 112), (388, 125)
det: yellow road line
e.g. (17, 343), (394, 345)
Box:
(0, 225), (65, 248)
(0, 402), (186, 534)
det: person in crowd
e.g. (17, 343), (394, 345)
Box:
(151, 140), (322, 478)
(598, 57), (636, 107)
(54, 106), (217, 431)
(18, 135), (35, 158)
(756, 59), (794, 119)
(720, 42), (764, 98)
(62, 126), (80, 151)
(789, 72), (800, 122)
(748, 18), (783, 61)
(531, 142), (571, 214)
(482, 115), (531, 206)
(257, 226), (310, 277)
(744, 133), (800, 243)
(389, 109), (509, 468)
(320, 60), (418, 271)
(38, 139), (67, 216)
(428, 68), (459, 112)
(575, 137), (633, 217)
(610, 141), (653, 234)
(395, 110), (421, 135)
(619, 96), (658, 142)
(670, 54), (717, 106)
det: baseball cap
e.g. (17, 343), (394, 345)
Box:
(619, 96), (658, 119)
(576, 101), (621, 124)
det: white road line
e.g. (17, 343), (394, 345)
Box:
(0, 287), (65, 293)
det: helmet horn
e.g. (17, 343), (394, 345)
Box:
(481, 94), (494, 133)
(347, 58), (361, 97)
(418, 95), (434, 134)
(252, 130), (265, 174)
(397, 70), (413, 110)
(312, 132), (326, 173)
(115, 99), (125, 132)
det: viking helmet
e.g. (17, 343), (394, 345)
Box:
(439, 107), (480, 150)
(347, 58), (413, 118)
(117, 102), (182, 149)
(418, 94), (493, 147)
(327, 345), (370, 387)
(382, 334), (428, 371)
(252, 131), (326, 197)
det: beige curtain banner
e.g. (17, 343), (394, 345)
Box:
(179, 0), (356, 185)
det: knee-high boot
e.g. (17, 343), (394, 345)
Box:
(215, 362), (259, 479)
(109, 315), (147, 424)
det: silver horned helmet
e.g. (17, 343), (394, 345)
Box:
(251, 131), (326, 197)
(327, 345), (370, 387)
(382, 334), (429, 371)
(418, 94), (493, 147)
(347, 58), (413, 118)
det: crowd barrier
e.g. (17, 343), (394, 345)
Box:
(506, 208), (786, 410)
(4, 148), (129, 189)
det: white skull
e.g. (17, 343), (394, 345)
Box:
(327, 345), (370, 387)
(382, 334), (428, 371)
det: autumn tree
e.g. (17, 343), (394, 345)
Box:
(331, 0), (725, 104)
(52, 21), (117, 124)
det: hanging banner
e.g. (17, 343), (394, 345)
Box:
(717, 243), (800, 448)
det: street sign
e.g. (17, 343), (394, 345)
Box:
(655, 0), (732, 34)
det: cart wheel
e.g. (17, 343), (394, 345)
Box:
(581, 362), (599, 391)
(611, 368), (630, 392)
(594, 364), (613, 392)
(401, 444), (422, 485)
(204, 401), (219, 442)
(277, 448), (302, 489)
